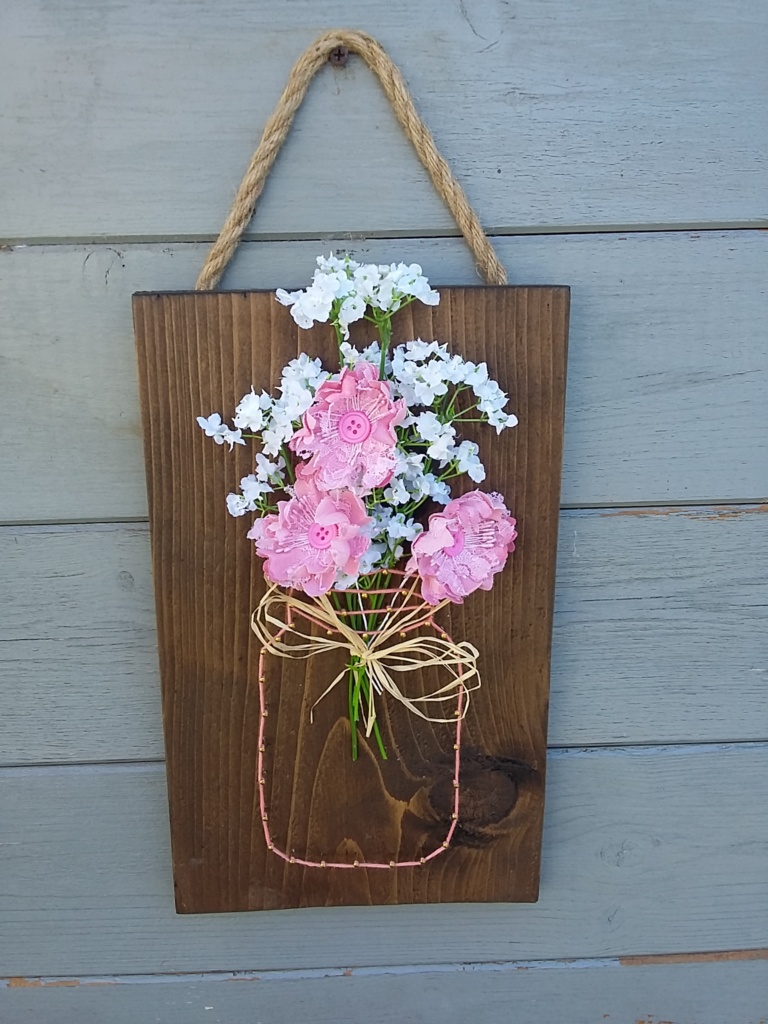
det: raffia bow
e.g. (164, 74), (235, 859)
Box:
(251, 577), (481, 738)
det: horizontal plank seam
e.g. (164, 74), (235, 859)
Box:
(2, 222), (767, 248)
(3, 949), (767, 987)
(2, 742), (767, 776)
(2, 500), (768, 532)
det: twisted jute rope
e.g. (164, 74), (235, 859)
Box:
(252, 578), (479, 869)
(196, 29), (507, 290)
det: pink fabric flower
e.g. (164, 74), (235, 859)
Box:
(290, 360), (406, 495)
(247, 470), (371, 597)
(406, 490), (517, 605)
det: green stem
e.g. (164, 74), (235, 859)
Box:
(333, 591), (388, 761)
(280, 446), (295, 483)
(348, 669), (359, 761)
(332, 321), (345, 366)
(377, 316), (392, 379)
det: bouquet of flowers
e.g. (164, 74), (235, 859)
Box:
(198, 255), (518, 761)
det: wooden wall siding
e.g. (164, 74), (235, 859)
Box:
(2, 1), (767, 240)
(2, 232), (767, 524)
(2, 505), (767, 767)
(4, 958), (768, 1024)
(1, 747), (767, 975)
(2, 0), (767, 1013)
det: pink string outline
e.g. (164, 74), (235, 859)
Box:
(255, 585), (465, 870)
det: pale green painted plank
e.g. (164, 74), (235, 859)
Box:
(1, 506), (767, 765)
(3, 959), (768, 1024)
(2, 0), (767, 238)
(1, 747), (766, 975)
(1, 232), (767, 523)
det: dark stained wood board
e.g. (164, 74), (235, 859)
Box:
(132, 286), (569, 913)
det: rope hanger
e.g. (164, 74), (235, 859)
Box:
(196, 29), (507, 290)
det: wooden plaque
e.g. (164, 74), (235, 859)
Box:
(133, 286), (569, 913)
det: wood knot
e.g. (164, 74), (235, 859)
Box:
(427, 751), (538, 848)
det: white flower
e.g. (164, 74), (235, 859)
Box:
(384, 477), (410, 505)
(358, 542), (388, 576)
(282, 353), (326, 387)
(416, 362), (450, 404)
(487, 409), (519, 433)
(233, 389), (271, 432)
(317, 253), (357, 275)
(352, 264), (382, 301)
(385, 513), (423, 542)
(427, 477), (451, 504)
(262, 423), (291, 457)
(277, 378), (315, 421)
(389, 263), (440, 306)
(239, 474), (272, 502)
(222, 428), (245, 449)
(275, 288), (302, 308)
(472, 378), (502, 403)
(426, 430), (456, 465)
(443, 354), (469, 384)
(464, 361), (489, 388)
(276, 281), (334, 329)
(455, 440), (486, 482)
(337, 293), (367, 339)
(413, 411), (445, 442)
(404, 470), (433, 501)
(254, 452), (285, 483)
(334, 570), (360, 590)
(403, 339), (445, 361)
(226, 492), (251, 517)
(197, 413), (228, 441)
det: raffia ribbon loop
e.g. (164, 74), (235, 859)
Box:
(251, 582), (480, 737)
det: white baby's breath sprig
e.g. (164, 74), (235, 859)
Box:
(276, 256), (440, 375)
(196, 413), (245, 451)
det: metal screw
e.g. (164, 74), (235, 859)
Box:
(329, 46), (349, 67)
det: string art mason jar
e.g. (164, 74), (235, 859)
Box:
(252, 570), (479, 870)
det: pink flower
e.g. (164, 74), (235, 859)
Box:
(247, 471), (371, 597)
(290, 360), (406, 495)
(406, 490), (517, 605)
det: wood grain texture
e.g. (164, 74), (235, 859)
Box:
(4, 958), (768, 1024)
(2, 0), (767, 240)
(2, 505), (767, 766)
(1, 747), (766, 975)
(133, 287), (569, 911)
(2, 232), (767, 523)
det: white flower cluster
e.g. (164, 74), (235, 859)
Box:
(199, 354), (329, 516)
(276, 255), (439, 338)
(339, 339), (385, 369)
(225, 454), (286, 517)
(200, 318), (518, 592)
(390, 339), (518, 432)
(383, 449), (452, 508)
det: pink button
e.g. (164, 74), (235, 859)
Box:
(337, 409), (372, 444)
(444, 530), (465, 557)
(307, 522), (338, 550)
